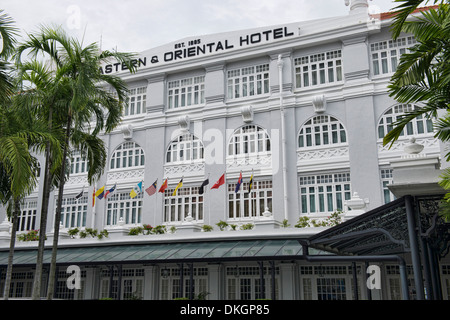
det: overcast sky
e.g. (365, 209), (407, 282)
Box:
(3, 0), (398, 54)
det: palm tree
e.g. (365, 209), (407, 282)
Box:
(15, 25), (136, 299)
(13, 60), (68, 299)
(383, 1), (450, 219)
(384, 2), (449, 146)
(0, 103), (60, 299)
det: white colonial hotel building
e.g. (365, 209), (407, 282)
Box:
(1, 0), (449, 300)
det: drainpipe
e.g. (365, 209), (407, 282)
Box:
(278, 54), (288, 221)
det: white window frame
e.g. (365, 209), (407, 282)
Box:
(100, 268), (144, 300)
(164, 186), (204, 223)
(295, 50), (343, 89)
(166, 134), (204, 164)
(299, 173), (351, 215)
(298, 115), (347, 149)
(377, 104), (434, 141)
(228, 180), (272, 220)
(60, 195), (88, 229)
(159, 267), (209, 300)
(110, 142), (145, 170)
(226, 266), (279, 300)
(106, 192), (143, 226)
(228, 125), (271, 157)
(227, 64), (269, 100)
(370, 36), (416, 76)
(380, 168), (396, 204)
(299, 265), (355, 300)
(168, 76), (205, 110)
(70, 150), (89, 175)
(124, 86), (146, 117)
(17, 199), (37, 232)
(385, 265), (416, 300)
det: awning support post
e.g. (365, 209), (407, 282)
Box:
(352, 262), (358, 300)
(258, 261), (265, 300)
(405, 195), (425, 300)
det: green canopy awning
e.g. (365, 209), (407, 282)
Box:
(0, 239), (309, 267)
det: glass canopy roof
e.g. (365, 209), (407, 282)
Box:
(0, 239), (306, 267)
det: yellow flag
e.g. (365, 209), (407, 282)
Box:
(172, 178), (183, 196)
(130, 189), (138, 199)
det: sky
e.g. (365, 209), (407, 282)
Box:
(2, 0), (399, 54)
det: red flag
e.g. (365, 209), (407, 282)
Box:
(158, 178), (168, 193)
(211, 174), (225, 189)
(92, 187), (96, 207)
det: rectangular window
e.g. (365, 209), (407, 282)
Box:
(70, 151), (89, 175)
(168, 76), (205, 109)
(228, 180), (272, 219)
(299, 173), (351, 214)
(124, 86), (147, 117)
(227, 64), (269, 99)
(59, 195), (88, 228)
(295, 50), (342, 89)
(106, 192), (143, 226)
(370, 36), (416, 76)
(17, 199), (37, 232)
(159, 267), (209, 300)
(226, 266), (279, 300)
(163, 187), (203, 223)
(380, 169), (396, 204)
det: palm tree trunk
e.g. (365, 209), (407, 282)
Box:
(3, 199), (20, 300)
(32, 107), (53, 300)
(46, 114), (71, 300)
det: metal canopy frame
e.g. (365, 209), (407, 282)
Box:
(307, 197), (410, 256)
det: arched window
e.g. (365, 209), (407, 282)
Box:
(166, 134), (204, 163)
(298, 115), (347, 148)
(110, 142), (145, 170)
(377, 104), (434, 140)
(228, 125), (271, 156)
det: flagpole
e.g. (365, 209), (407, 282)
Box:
(91, 182), (96, 228)
(207, 173), (211, 226)
(154, 179), (158, 227)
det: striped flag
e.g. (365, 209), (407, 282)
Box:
(95, 186), (105, 200)
(145, 180), (158, 196)
(235, 171), (243, 193)
(104, 184), (116, 199)
(248, 173), (254, 193)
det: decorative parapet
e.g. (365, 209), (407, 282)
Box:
(297, 146), (349, 171)
(226, 153), (272, 173)
(164, 162), (205, 178)
(107, 168), (145, 183)
(66, 174), (88, 186)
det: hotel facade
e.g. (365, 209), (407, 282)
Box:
(1, 0), (449, 300)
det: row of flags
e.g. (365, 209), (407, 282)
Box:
(74, 172), (255, 206)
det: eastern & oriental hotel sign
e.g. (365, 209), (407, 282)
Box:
(99, 25), (297, 74)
